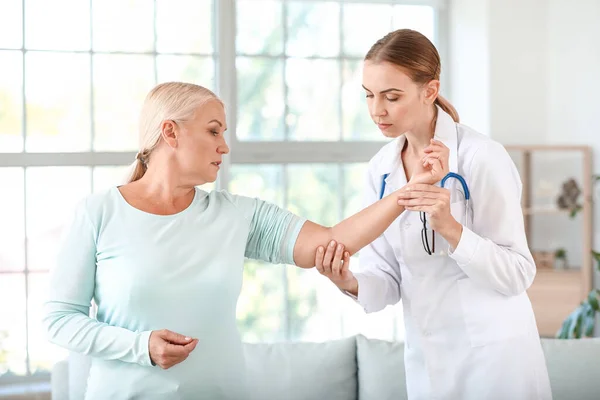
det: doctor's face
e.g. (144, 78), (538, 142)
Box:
(362, 61), (431, 138)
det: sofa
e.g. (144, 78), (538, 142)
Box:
(51, 335), (600, 400)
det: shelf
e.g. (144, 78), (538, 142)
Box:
(522, 206), (571, 215)
(506, 145), (593, 337)
(527, 269), (583, 337)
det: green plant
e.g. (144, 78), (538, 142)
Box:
(556, 174), (600, 339)
(555, 248), (567, 260)
(557, 251), (600, 338)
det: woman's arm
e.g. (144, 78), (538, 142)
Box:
(293, 139), (449, 269)
(292, 192), (405, 268)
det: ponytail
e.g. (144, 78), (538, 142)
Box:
(127, 153), (148, 183)
(435, 95), (459, 123)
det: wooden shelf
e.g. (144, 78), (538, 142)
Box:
(522, 206), (571, 215)
(527, 269), (583, 337)
(506, 145), (593, 337)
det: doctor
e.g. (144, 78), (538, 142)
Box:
(316, 29), (552, 400)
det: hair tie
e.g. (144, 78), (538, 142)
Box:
(136, 152), (146, 164)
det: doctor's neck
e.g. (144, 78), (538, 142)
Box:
(403, 105), (437, 156)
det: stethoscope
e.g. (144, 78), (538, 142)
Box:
(379, 172), (471, 228)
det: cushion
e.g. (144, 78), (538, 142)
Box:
(244, 336), (358, 400)
(356, 335), (407, 400)
(541, 338), (600, 400)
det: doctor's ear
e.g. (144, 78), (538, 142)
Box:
(161, 120), (178, 149)
(422, 80), (440, 105)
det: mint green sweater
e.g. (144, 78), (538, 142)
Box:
(43, 187), (306, 399)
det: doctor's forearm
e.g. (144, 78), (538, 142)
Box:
(439, 219), (463, 250)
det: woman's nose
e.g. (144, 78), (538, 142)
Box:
(370, 98), (388, 118)
(218, 141), (230, 155)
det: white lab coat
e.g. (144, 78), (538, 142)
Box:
(353, 107), (552, 400)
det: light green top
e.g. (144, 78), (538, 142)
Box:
(43, 187), (306, 399)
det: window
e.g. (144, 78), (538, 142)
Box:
(230, 0), (439, 343)
(0, 0), (444, 385)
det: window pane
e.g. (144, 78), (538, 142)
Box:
(26, 167), (91, 271)
(342, 60), (385, 141)
(0, 168), (25, 272)
(0, 0), (23, 49)
(231, 165), (286, 342)
(93, 166), (130, 193)
(237, 57), (284, 141)
(0, 51), (23, 152)
(25, 52), (91, 152)
(156, 0), (213, 54)
(392, 5), (435, 43)
(230, 164), (283, 206)
(237, 0), (283, 56)
(92, 0), (154, 52)
(286, 2), (339, 58)
(342, 3), (392, 57)
(341, 293), (400, 341)
(289, 262), (402, 342)
(286, 164), (339, 341)
(0, 274), (27, 377)
(93, 54), (155, 152)
(237, 260), (286, 343)
(156, 56), (214, 90)
(342, 163), (368, 219)
(287, 164), (340, 227)
(27, 272), (68, 374)
(286, 59), (340, 141)
(25, 0), (90, 51)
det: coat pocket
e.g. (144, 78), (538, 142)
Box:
(457, 277), (532, 347)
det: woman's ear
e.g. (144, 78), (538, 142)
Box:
(161, 120), (178, 149)
(423, 80), (441, 105)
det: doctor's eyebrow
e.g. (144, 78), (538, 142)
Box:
(361, 85), (404, 94)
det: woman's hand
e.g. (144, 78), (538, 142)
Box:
(396, 184), (463, 248)
(149, 329), (199, 369)
(315, 240), (358, 295)
(409, 139), (450, 185)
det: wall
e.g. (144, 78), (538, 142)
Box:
(449, 0), (599, 289)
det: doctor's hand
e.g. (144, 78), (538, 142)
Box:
(315, 240), (358, 294)
(149, 329), (199, 369)
(409, 139), (450, 185)
(397, 184), (463, 248)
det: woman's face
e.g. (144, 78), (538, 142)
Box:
(168, 99), (229, 185)
(362, 60), (431, 138)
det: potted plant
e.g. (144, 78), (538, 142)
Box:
(554, 248), (568, 270)
(556, 175), (600, 338)
(556, 251), (600, 338)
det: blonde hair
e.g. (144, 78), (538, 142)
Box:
(128, 82), (222, 183)
(365, 29), (459, 123)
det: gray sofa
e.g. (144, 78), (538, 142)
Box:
(51, 335), (600, 400)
